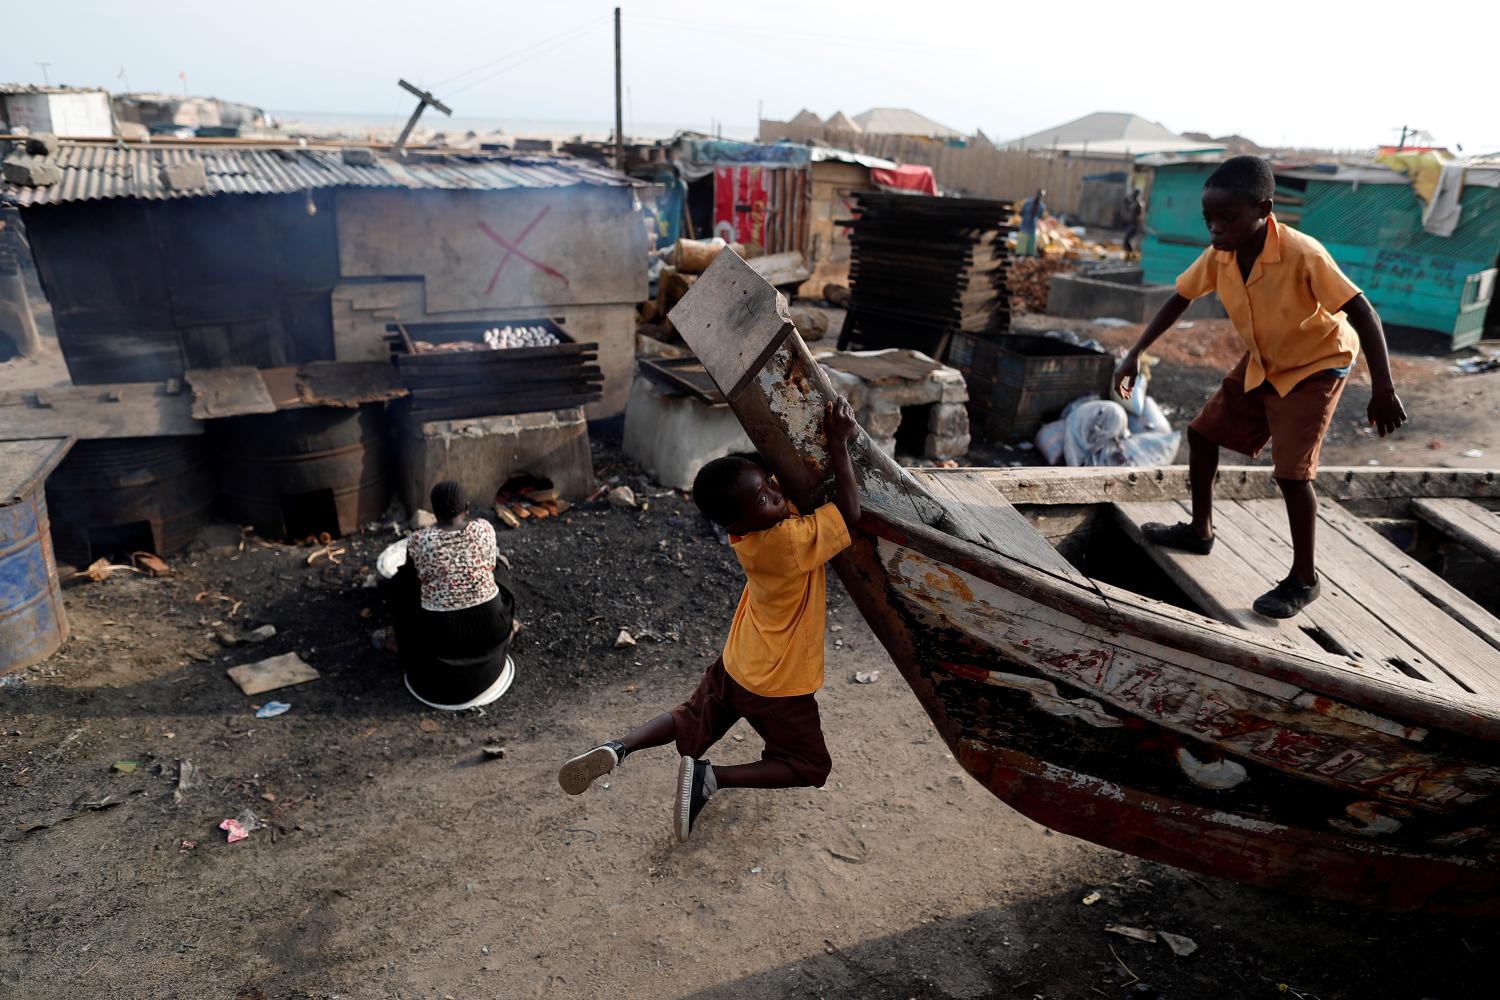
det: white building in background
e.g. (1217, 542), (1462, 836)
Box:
(1, 85), (116, 138)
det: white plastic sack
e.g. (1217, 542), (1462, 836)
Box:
(1063, 400), (1130, 467)
(1128, 395), (1171, 435)
(1121, 430), (1182, 466)
(1035, 419), (1066, 465)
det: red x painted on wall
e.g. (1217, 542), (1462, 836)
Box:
(477, 207), (571, 295)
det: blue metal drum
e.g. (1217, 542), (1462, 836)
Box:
(1, 438), (72, 674)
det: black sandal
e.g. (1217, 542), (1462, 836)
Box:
(1142, 521), (1214, 555)
(1253, 576), (1322, 619)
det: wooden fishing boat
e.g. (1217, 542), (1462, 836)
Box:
(670, 250), (1500, 917)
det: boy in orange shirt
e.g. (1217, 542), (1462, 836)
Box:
(1115, 156), (1407, 619)
(558, 398), (861, 841)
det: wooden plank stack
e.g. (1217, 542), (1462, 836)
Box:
(840, 193), (1014, 357)
(395, 325), (602, 422)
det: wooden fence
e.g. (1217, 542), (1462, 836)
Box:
(760, 121), (1091, 215)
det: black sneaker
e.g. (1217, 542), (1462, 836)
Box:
(558, 740), (626, 795)
(673, 756), (716, 843)
(1142, 521), (1214, 555)
(1253, 576), (1321, 619)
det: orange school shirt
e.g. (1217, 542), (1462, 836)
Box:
(1175, 214), (1362, 396)
(723, 503), (852, 697)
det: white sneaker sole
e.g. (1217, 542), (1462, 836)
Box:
(673, 756), (696, 843)
(558, 746), (617, 795)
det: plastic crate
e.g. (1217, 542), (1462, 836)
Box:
(947, 332), (1116, 442)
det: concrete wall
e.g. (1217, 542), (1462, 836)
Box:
(1047, 270), (1226, 323)
(2, 91), (114, 138)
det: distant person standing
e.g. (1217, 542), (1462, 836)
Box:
(1017, 188), (1047, 257)
(1123, 188), (1145, 260)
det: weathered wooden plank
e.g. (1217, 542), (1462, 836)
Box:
(1318, 501), (1500, 656)
(184, 367), (277, 419)
(669, 248), (795, 401)
(1300, 502), (1500, 694)
(1113, 500), (1309, 650)
(0, 383), (202, 439)
(1413, 498), (1500, 567)
(915, 470), (1089, 587)
(947, 466), (1500, 507)
(0, 438), (72, 503)
(1213, 500), (1459, 688)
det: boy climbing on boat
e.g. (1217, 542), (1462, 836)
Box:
(558, 398), (860, 841)
(1114, 155), (1407, 619)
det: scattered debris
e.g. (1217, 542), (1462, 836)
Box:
(419, 718), (441, 733)
(1105, 924), (1159, 944)
(131, 552), (171, 576)
(1081, 891), (1103, 906)
(219, 817), (250, 843)
(306, 542), (346, 566)
(1454, 356), (1500, 375)
(410, 509), (438, 530)
(369, 627), (398, 654)
(244, 625), (276, 643)
(174, 760), (200, 804)
(227, 652), (320, 696)
(607, 485), (638, 509)
(482, 745), (508, 759)
(73, 558), (139, 583)
(851, 670), (881, 684)
(255, 701), (292, 719)
(614, 628), (637, 648)
(179, 838), (197, 852)
(1159, 931), (1199, 957)
(494, 505), (521, 529)
(111, 760), (139, 774)
(1462, 449), (1484, 458)
(195, 591), (244, 617)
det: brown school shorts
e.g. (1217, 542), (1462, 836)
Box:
(1189, 353), (1347, 481)
(670, 657), (832, 788)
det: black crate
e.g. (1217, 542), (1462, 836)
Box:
(947, 332), (1116, 442)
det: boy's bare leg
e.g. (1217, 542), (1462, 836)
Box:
(1187, 426), (1218, 540)
(619, 712), (677, 756)
(1276, 478), (1318, 586)
(711, 759), (800, 789)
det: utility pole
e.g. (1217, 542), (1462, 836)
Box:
(392, 79), (452, 159)
(1397, 125), (1410, 150)
(35, 62), (51, 87)
(614, 7), (624, 173)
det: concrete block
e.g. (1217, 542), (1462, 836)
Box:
(862, 405), (903, 439)
(393, 406), (594, 515)
(24, 133), (60, 157)
(928, 402), (970, 437)
(1048, 270), (1225, 323)
(342, 147), (378, 167)
(158, 160), (208, 192)
(821, 367), (868, 411)
(926, 432), (970, 460)
(2, 155), (61, 186)
(622, 377), (753, 491)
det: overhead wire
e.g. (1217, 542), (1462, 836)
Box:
(431, 15), (610, 95)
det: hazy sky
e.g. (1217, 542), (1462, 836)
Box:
(13, 0), (1499, 152)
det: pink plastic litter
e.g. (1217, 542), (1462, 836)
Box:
(219, 818), (249, 843)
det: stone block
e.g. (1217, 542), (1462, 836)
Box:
(158, 160), (208, 192)
(342, 147), (378, 167)
(928, 402), (970, 437)
(926, 432), (970, 460)
(622, 377), (754, 491)
(24, 133), (59, 157)
(861, 405), (903, 439)
(393, 406), (594, 515)
(2, 156), (61, 186)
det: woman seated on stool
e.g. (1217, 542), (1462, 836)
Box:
(388, 480), (515, 709)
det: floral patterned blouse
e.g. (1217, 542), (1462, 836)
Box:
(408, 519), (500, 612)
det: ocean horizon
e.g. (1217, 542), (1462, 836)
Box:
(268, 109), (756, 142)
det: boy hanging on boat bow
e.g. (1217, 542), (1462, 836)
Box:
(559, 398), (861, 842)
(1114, 155), (1408, 619)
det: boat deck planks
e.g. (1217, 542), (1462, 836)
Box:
(1412, 498), (1500, 568)
(1115, 499), (1500, 694)
(915, 470), (1091, 587)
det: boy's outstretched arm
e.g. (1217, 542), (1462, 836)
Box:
(1341, 293), (1407, 437)
(824, 397), (861, 527)
(1114, 292), (1191, 400)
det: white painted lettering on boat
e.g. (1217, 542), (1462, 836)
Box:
(883, 542), (1500, 811)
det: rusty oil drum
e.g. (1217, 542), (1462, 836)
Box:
(211, 404), (391, 540)
(46, 436), (216, 567)
(1, 478), (68, 674)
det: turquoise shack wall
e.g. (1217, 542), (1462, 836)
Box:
(1142, 162), (1500, 346)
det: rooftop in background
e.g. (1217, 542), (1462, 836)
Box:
(0, 138), (632, 208)
(1002, 112), (1222, 156)
(0, 83), (108, 95)
(852, 108), (965, 140)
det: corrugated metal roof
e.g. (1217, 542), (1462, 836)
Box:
(2, 142), (631, 207)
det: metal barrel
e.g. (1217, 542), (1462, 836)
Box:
(0, 484), (68, 674)
(45, 436), (216, 567)
(211, 404), (392, 540)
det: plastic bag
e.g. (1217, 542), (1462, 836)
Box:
(1035, 419), (1066, 465)
(1128, 395), (1171, 435)
(1063, 400), (1130, 467)
(1120, 430), (1182, 466)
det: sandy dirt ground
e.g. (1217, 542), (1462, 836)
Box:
(4, 352), (1499, 999)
